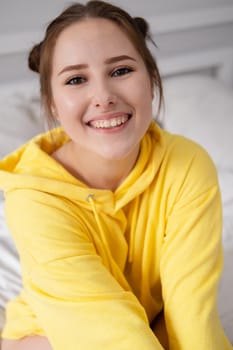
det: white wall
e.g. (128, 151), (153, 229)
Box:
(1, 0), (233, 33)
(0, 0), (233, 83)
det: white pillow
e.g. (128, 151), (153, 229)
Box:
(162, 74), (233, 169)
(0, 79), (44, 158)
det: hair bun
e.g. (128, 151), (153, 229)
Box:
(28, 42), (42, 73)
(134, 17), (149, 38)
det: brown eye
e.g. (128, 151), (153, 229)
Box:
(111, 67), (133, 77)
(66, 76), (86, 85)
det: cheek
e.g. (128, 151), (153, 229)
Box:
(133, 73), (153, 100)
(52, 90), (81, 119)
(134, 80), (153, 114)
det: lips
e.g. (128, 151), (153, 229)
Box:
(87, 113), (132, 129)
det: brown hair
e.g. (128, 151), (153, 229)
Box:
(28, 0), (163, 126)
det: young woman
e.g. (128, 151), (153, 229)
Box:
(1, 1), (232, 349)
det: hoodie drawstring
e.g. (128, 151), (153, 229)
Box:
(86, 194), (115, 273)
(86, 193), (132, 291)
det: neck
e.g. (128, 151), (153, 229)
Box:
(82, 157), (137, 191)
(56, 141), (140, 191)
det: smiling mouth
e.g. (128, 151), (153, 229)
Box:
(87, 114), (132, 129)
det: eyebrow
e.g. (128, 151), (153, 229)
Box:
(105, 54), (136, 64)
(58, 55), (136, 76)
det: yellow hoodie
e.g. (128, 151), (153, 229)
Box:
(0, 122), (232, 349)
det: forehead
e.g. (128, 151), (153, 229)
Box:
(52, 18), (138, 63)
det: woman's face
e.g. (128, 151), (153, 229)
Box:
(51, 18), (153, 161)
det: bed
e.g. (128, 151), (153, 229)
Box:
(0, 18), (233, 348)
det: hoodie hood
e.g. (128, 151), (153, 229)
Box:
(0, 122), (165, 213)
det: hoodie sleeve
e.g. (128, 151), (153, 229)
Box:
(160, 145), (232, 349)
(3, 190), (163, 350)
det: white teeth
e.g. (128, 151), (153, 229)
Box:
(90, 115), (129, 129)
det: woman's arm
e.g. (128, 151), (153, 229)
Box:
(4, 190), (164, 350)
(160, 148), (232, 349)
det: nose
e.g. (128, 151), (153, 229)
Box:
(91, 80), (117, 109)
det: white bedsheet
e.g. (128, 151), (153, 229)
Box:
(0, 199), (22, 311)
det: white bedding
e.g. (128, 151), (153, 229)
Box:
(0, 80), (43, 158)
(0, 201), (22, 310)
(0, 75), (233, 342)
